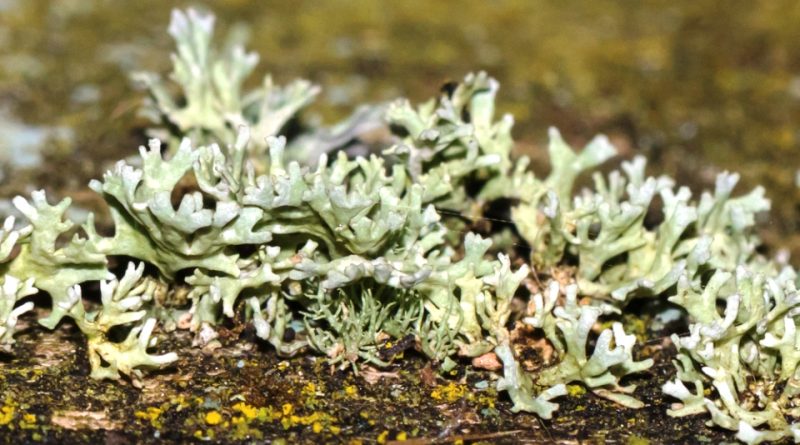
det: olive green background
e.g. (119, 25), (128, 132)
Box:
(1, 0), (798, 253)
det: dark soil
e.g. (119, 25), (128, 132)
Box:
(0, 313), (745, 445)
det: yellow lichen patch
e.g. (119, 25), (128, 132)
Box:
(271, 407), (338, 433)
(359, 410), (376, 426)
(256, 406), (274, 422)
(232, 402), (258, 420)
(623, 316), (649, 344)
(597, 320), (615, 333)
(344, 385), (358, 396)
(19, 412), (37, 430)
(302, 382), (316, 395)
(134, 406), (164, 429)
(170, 395), (191, 411)
(567, 384), (586, 397)
(472, 391), (497, 409)
(395, 431), (408, 441)
(204, 410), (223, 425)
(301, 382), (323, 408)
(281, 403), (294, 416)
(377, 430), (389, 444)
(0, 405), (15, 426)
(277, 361), (290, 371)
(430, 382), (467, 403)
(220, 401), (270, 441)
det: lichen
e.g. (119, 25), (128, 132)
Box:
(1, 8), (797, 444)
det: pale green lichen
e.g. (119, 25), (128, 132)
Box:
(664, 266), (800, 444)
(524, 282), (652, 408)
(9, 192), (109, 329)
(503, 139), (769, 303)
(4, 9), (798, 444)
(134, 8), (319, 156)
(60, 263), (178, 381)
(385, 71), (514, 214)
(495, 342), (567, 419)
(134, 8), (384, 170)
(0, 216), (36, 351)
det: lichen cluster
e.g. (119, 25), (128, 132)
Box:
(1, 9), (798, 444)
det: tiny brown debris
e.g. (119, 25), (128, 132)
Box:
(361, 365), (400, 385)
(471, 352), (502, 371)
(529, 336), (555, 364)
(176, 312), (193, 330)
(51, 410), (122, 431)
(419, 362), (438, 387)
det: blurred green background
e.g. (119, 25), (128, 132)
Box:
(1, 0), (798, 255)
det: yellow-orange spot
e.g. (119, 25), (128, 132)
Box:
(232, 402), (258, 420)
(135, 406), (163, 428)
(204, 410), (223, 425)
(567, 384), (586, 397)
(0, 406), (15, 426)
(377, 430), (389, 444)
(430, 382), (467, 402)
